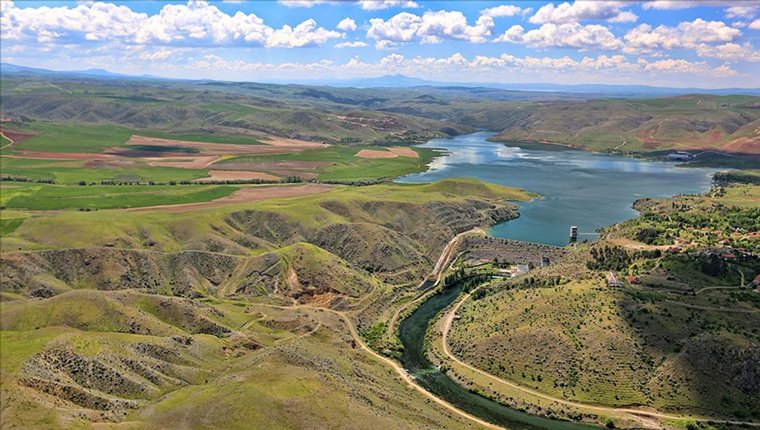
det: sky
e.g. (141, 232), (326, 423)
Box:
(1, 0), (760, 88)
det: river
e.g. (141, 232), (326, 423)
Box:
(395, 133), (719, 428)
(399, 132), (716, 246)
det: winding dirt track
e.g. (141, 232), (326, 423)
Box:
(257, 306), (500, 429)
(252, 230), (502, 429)
(385, 228), (486, 340)
(440, 290), (760, 429)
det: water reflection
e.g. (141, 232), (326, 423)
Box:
(399, 132), (716, 246)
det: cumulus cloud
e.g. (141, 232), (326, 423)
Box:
(329, 52), (731, 79)
(1, 1), (147, 43)
(624, 19), (741, 53)
(713, 64), (738, 77)
(529, 1), (637, 24)
(496, 22), (623, 50)
(278, 0), (418, 9)
(1, 1), (341, 48)
(358, 1), (419, 10)
(751, 18), (760, 30)
(278, 1), (337, 8)
(641, 1), (729, 10)
(337, 17), (357, 32)
(694, 42), (760, 61)
(636, 57), (708, 73)
(480, 5), (525, 18)
(267, 19), (341, 48)
(725, 5), (759, 19)
(335, 40), (368, 48)
(367, 10), (494, 48)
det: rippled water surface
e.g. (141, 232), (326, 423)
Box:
(399, 132), (716, 246)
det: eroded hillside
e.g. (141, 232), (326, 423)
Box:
(0, 179), (528, 428)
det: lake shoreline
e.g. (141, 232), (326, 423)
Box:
(400, 132), (716, 247)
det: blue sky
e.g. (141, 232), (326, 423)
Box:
(2, 0), (759, 87)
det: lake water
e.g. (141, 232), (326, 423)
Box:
(399, 132), (716, 246)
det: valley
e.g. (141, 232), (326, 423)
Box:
(1, 70), (758, 430)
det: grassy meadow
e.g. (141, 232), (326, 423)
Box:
(1, 182), (238, 210)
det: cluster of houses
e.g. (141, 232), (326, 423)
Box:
(707, 247), (757, 262)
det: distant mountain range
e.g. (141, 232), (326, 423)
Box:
(0, 63), (165, 81)
(2, 62), (759, 97)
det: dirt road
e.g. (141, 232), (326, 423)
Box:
(440, 290), (760, 428)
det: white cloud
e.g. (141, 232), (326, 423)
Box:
(367, 10), (494, 48)
(367, 13), (421, 46)
(637, 57), (708, 73)
(139, 49), (173, 61)
(480, 5), (524, 18)
(358, 0), (419, 10)
(335, 40), (368, 48)
(1, 1), (340, 48)
(529, 1), (637, 24)
(751, 18), (760, 30)
(624, 19), (741, 52)
(713, 64), (738, 77)
(278, 0), (418, 9)
(267, 19), (341, 48)
(725, 5), (759, 19)
(1, 1), (147, 43)
(642, 1), (730, 10)
(278, 1), (337, 8)
(337, 18), (357, 32)
(496, 22), (623, 50)
(694, 42), (760, 61)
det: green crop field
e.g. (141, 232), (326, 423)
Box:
(5, 122), (266, 154)
(0, 156), (210, 184)
(8, 123), (134, 153)
(1, 183), (237, 210)
(217, 145), (439, 181)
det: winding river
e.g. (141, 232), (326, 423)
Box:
(395, 133), (718, 428)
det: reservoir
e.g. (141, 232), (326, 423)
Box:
(399, 132), (716, 246)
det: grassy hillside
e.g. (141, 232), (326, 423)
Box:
(0, 76), (467, 145)
(0, 290), (481, 429)
(1, 183), (238, 210)
(490, 95), (760, 155)
(0, 179), (530, 428)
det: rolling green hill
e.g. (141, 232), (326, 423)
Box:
(0, 179), (529, 428)
(490, 95), (760, 155)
